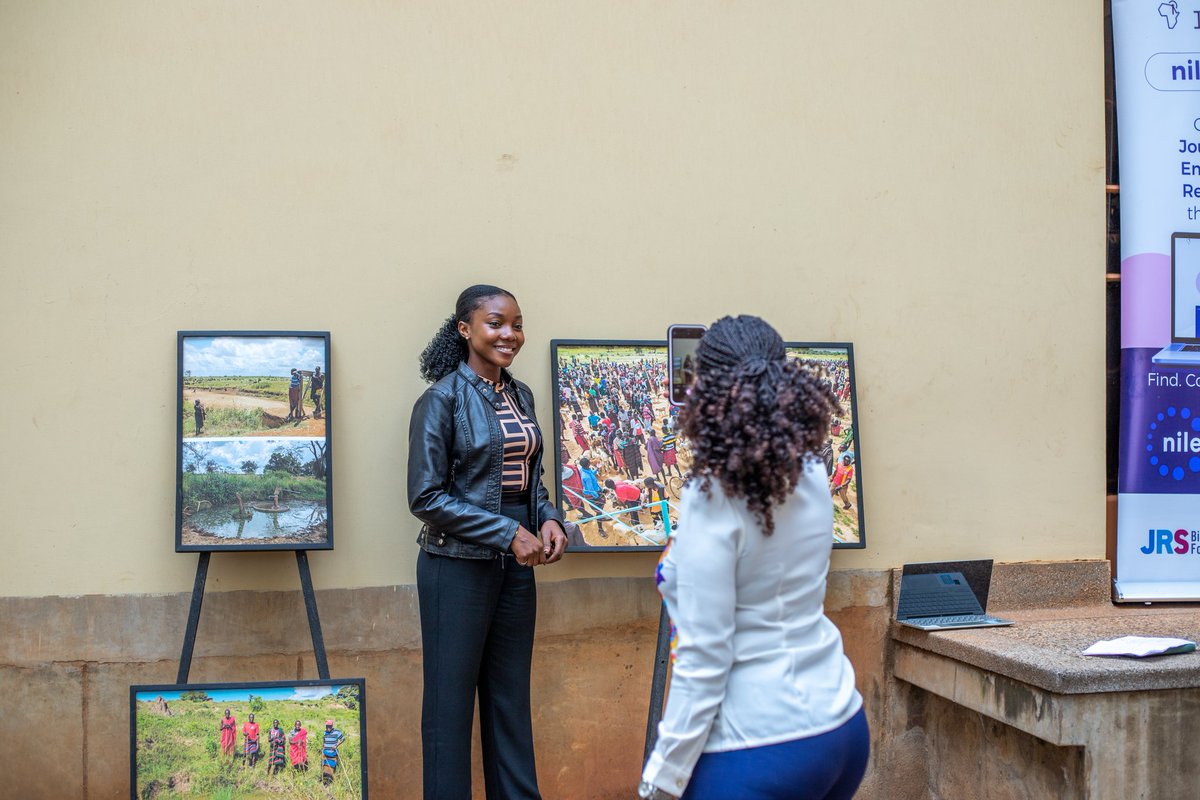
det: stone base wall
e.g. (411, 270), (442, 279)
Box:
(0, 567), (1092, 799)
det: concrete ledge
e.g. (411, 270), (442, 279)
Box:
(892, 559), (1200, 800)
(892, 559), (1200, 693)
(894, 641), (1200, 800)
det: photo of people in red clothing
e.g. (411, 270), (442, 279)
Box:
(552, 342), (693, 550)
(131, 679), (366, 799)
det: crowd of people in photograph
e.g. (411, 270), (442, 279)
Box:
(556, 353), (688, 541)
(555, 350), (860, 543)
(216, 710), (345, 785)
(805, 356), (858, 512)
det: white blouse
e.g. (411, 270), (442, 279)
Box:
(641, 460), (862, 796)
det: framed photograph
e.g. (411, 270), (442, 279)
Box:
(550, 339), (866, 551)
(130, 678), (367, 799)
(176, 331), (333, 552)
(785, 343), (866, 549)
(551, 340), (691, 552)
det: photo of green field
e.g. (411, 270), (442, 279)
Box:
(132, 681), (365, 800)
(182, 335), (328, 439)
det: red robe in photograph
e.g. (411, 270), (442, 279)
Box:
(219, 714), (237, 756)
(289, 726), (308, 766)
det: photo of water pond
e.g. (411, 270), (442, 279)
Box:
(187, 500), (326, 540)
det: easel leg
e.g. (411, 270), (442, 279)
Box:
(296, 551), (330, 680)
(176, 552), (210, 684)
(643, 603), (672, 764)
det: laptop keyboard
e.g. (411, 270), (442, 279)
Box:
(914, 614), (994, 626)
(1183, 345), (1200, 352)
(898, 590), (980, 618)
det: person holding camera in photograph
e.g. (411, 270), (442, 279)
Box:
(640, 315), (868, 800)
(408, 284), (567, 800)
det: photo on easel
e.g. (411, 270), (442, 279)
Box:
(130, 678), (367, 799)
(176, 331), (333, 552)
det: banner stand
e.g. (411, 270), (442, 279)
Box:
(1111, 0), (1200, 600)
(1113, 580), (1200, 603)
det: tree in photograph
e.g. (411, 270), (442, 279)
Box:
(248, 695), (267, 713)
(336, 684), (359, 710)
(264, 448), (304, 476)
(307, 441), (327, 480)
(240, 460), (258, 474)
(182, 441), (213, 473)
(179, 690), (212, 702)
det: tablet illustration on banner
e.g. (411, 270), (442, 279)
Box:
(1152, 233), (1200, 365)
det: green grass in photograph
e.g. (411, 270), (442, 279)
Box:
(184, 376), (290, 400)
(791, 350), (848, 362)
(181, 473), (325, 509)
(557, 345), (665, 365)
(183, 406), (266, 437)
(832, 499), (862, 545)
(135, 695), (362, 799)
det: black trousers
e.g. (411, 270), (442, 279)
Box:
(416, 500), (540, 800)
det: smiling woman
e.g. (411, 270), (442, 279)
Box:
(407, 284), (568, 800)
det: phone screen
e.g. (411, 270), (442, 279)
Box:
(668, 324), (706, 406)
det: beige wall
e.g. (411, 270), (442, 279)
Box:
(1, 1), (1104, 598)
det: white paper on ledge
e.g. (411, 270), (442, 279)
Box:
(1082, 636), (1197, 658)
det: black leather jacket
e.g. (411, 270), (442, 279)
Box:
(407, 361), (562, 559)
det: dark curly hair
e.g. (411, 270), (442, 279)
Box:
(418, 284), (517, 383)
(679, 315), (838, 535)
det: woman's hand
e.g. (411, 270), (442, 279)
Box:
(540, 520), (568, 564)
(510, 526), (546, 566)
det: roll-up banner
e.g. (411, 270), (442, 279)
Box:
(1113, 0), (1200, 601)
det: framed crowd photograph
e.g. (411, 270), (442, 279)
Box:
(785, 342), (866, 549)
(550, 340), (690, 552)
(550, 339), (866, 552)
(130, 678), (367, 799)
(176, 331), (333, 552)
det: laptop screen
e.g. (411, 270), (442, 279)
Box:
(1173, 233), (1200, 342)
(900, 559), (994, 612)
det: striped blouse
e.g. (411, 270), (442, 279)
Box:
(484, 378), (542, 492)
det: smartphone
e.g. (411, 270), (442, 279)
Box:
(668, 324), (706, 406)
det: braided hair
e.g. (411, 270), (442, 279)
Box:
(418, 284), (517, 383)
(679, 315), (838, 535)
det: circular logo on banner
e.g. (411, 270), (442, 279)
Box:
(1146, 406), (1200, 481)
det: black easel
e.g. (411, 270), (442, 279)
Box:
(176, 551), (330, 684)
(643, 604), (673, 763)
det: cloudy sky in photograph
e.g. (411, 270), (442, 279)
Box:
(183, 336), (326, 377)
(182, 438), (316, 473)
(138, 684), (346, 703)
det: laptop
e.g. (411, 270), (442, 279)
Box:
(895, 559), (1014, 631)
(1152, 232), (1200, 365)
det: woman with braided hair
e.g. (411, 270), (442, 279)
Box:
(639, 316), (869, 800)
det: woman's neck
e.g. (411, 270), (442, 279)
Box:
(465, 356), (502, 383)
